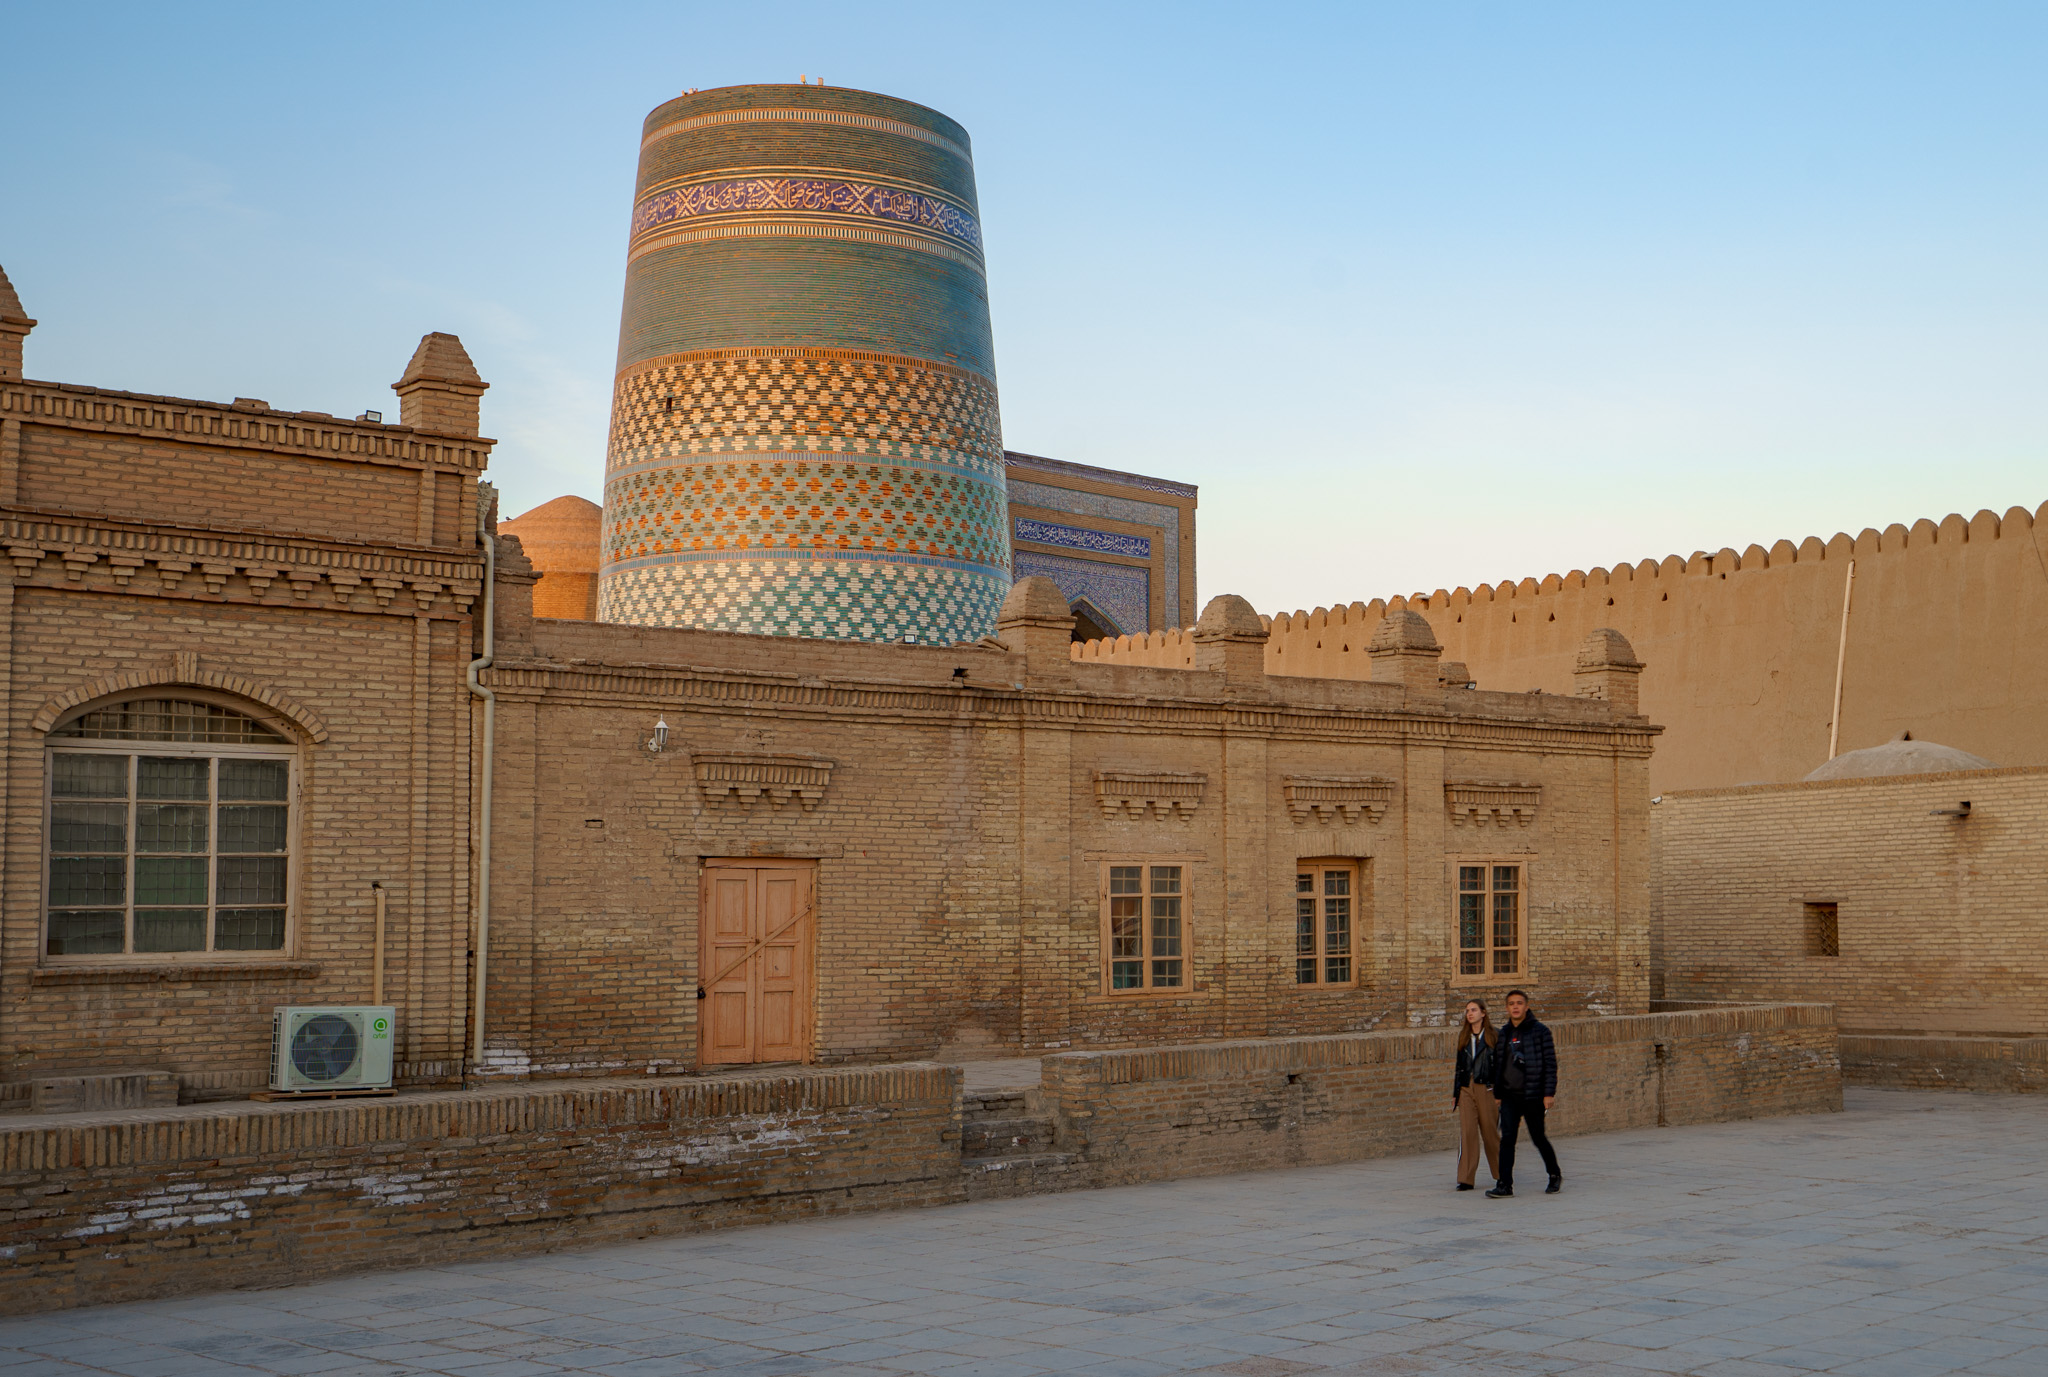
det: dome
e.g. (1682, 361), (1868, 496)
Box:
(1802, 732), (1995, 782)
(503, 496), (601, 575)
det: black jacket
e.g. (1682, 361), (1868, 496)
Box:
(1452, 1030), (1497, 1103)
(1498, 1014), (1558, 1099)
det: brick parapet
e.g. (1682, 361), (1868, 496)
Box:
(0, 380), (492, 472)
(0, 1063), (965, 1311)
(1042, 1005), (1840, 1186)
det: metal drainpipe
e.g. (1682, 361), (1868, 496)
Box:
(465, 514), (496, 1076)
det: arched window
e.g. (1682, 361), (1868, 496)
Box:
(45, 698), (295, 960)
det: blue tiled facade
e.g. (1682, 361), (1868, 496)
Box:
(1012, 551), (1150, 638)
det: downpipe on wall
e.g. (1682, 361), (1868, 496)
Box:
(465, 511), (496, 1079)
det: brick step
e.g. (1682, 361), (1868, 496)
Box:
(961, 1115), (1055, 1159)
(960, 1089), (1033, 1123)
(963, 1150), (1086, 1201)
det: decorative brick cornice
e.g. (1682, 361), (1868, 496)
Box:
(1284, 775), (1395, 826)
(484, 661), (1659, 759)
(0, 381), (491, 472)
(692, 753), (835, 811)
(1446, 781), (1543, 828)
(1095, 770), (1206, 819)
(1, 512), (481, 618)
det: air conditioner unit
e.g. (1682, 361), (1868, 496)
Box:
(269, 1006), (395, 1092)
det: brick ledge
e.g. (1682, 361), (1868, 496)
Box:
(31, 961), (321, 986)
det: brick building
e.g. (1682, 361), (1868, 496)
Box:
(1652, 734), (2047, 1087)
(0, 263), (1660, 1100)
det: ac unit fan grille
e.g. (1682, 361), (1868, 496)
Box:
(290, 1014), (362, 1082)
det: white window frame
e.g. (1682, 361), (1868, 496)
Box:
(42, 701), (300, 964)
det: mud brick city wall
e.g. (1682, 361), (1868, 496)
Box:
(0, 1064), (963, 1313)
(1651, 768), (2048, 1037)
(1042, 1004), (1840, 1187)
(1079, 505), (2048, 794)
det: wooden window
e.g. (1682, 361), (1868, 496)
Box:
(1456, 861), (1524, 979)
(1104, 862), (1187, 992)
(1805, 901), (1839, 957)
(1294, 860), (1359, 986)
(44, 698), (295, 961)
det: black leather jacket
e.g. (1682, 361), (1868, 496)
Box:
(1453, 1030), (1497, 1103)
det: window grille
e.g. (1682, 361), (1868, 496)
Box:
(1457, 862), (1524, 978)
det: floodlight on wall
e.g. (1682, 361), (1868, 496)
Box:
(1929, 800), (1971, 820)
(646, 717), (669, 754)
(356, 409), (383, 423)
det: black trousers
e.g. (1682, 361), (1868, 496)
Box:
(1497, 1095), (1560, 1186)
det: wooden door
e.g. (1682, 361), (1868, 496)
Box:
(698, 861), (814, 1065)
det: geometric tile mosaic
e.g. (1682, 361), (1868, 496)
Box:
(600, 347), (1012, 642)
(599, 557), (1008, 644)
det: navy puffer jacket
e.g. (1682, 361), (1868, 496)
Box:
(1498, 1014), (1558, 1099)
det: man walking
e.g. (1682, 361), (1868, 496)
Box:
(1487, 989), (1561, 1197)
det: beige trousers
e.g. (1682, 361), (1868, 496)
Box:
(1456, 1083), (1502, 1185)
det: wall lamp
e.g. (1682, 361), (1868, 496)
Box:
(1929, 800), (1971, 820)
(646, 717), (669, 754)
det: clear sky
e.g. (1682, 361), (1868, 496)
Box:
(3, 2), (2041, 617)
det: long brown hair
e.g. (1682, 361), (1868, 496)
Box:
(1462, 998), (1497, 1047)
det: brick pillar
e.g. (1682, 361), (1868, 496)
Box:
(0, 264), (36, 384)
(1399, 734), (1449, 1025)
(1368, 610), (1443, 696)
(1017, 724), (1074, 1049)
(1219, 731), (1271, 1038)
(997, 576), (1075, 686)
(393, 332), (488, 437)
(1574, 627), (1644, 712)
(1191, 594), (1268, 694)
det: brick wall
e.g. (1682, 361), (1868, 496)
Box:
(474, 605), (1655, 1077)
(0, 1064), (962, 1312)
(1650, 768), (2047, 1037)
(1042, 1004), (1840, 1187)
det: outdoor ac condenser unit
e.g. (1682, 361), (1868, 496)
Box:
(269, 1006), (396, 1092)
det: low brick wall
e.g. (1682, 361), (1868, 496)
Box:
(1843, 1034), (2048, 1093)
(1, 1064), (962, 1313)
(3, 1007), (1841, 1313)
(1042, 1005), (1840, 1186)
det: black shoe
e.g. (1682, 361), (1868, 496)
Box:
(1456, 1182), (1475, 1191)
(1485, 1184), (1513, 1198)
(1546, 1175), (1562, 1194)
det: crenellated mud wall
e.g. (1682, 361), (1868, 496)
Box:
(1076, 502), (2048, 793)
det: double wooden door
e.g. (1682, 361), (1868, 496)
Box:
(698, 860), (814, 1065)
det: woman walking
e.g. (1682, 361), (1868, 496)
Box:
(1453, 998), (1502, 1191)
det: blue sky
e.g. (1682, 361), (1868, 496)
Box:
(3, 2), (2041, 615)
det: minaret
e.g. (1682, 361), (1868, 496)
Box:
(595, 85), (1010, 642)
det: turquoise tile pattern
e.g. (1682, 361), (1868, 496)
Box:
(601, 85), (1010, 642)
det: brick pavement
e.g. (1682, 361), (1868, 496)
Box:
(2, 1088), (2042, 1376)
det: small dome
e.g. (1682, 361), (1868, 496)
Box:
(503, 496), (601, 574)
(1368, 609), (1438, 653)
(1193, 594), (1265, 640)
(1803, 732), (1995, 782)
(998, 575), (1071, 624)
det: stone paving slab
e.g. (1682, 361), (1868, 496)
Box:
(4, 1089), (2046, 1375)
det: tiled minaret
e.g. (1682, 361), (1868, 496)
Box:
(596, 85), (1011, 642)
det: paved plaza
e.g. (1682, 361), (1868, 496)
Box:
(4, 1088), (2046, 1377)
